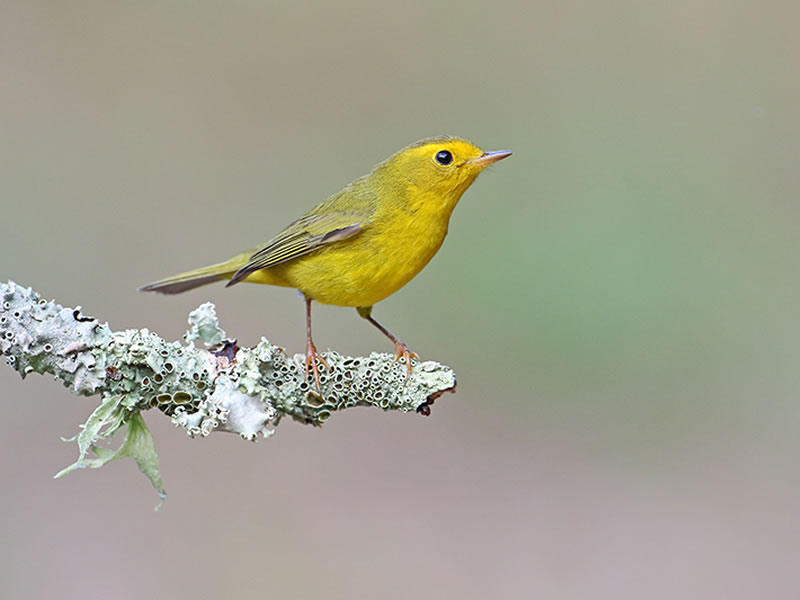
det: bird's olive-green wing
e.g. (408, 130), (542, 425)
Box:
(226, 210), (365, 286)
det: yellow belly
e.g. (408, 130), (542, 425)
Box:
(271, 217), (448, 307)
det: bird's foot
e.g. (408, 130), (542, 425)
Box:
(305, 340), (330, 391)
(392, 340), (419, 382)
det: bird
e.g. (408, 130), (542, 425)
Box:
(140, 136), (511, 389)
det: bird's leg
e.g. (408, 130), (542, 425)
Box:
(356, 306), (419, 380)
(304, 295), (329, 391)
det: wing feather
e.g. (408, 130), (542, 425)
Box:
(226, 212), (364, 286)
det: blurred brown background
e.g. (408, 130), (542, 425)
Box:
(2, 2), (799, 598)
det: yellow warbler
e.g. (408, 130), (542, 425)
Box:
(141, 136), (511, 388)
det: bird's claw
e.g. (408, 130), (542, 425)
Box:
(392, 341), (419, 382)
(305, 340), (330, 391)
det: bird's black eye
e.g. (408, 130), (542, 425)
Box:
(435, 150), (453, 165)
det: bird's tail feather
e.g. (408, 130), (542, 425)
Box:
(138, 261), (239, 295)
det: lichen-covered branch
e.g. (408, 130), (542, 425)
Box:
(0, 281), (456, 501)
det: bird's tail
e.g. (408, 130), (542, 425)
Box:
(138, 258), (244, 295)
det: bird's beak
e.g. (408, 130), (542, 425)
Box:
(468, 150), (513, 168)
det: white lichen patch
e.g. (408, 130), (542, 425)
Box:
(208, 374), (276, 440)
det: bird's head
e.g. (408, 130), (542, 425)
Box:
(377, 136), (511, 211)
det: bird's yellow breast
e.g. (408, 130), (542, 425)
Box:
(271, 189), (453, 307)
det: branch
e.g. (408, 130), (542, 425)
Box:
(0, 281), (456, 502)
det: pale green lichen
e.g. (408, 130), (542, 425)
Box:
(0, 281), (457, 500)
(185, 302), (227, 346)
(55, 402), (165, 507)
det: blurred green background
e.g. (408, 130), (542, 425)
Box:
(2, 2), (799, 598)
